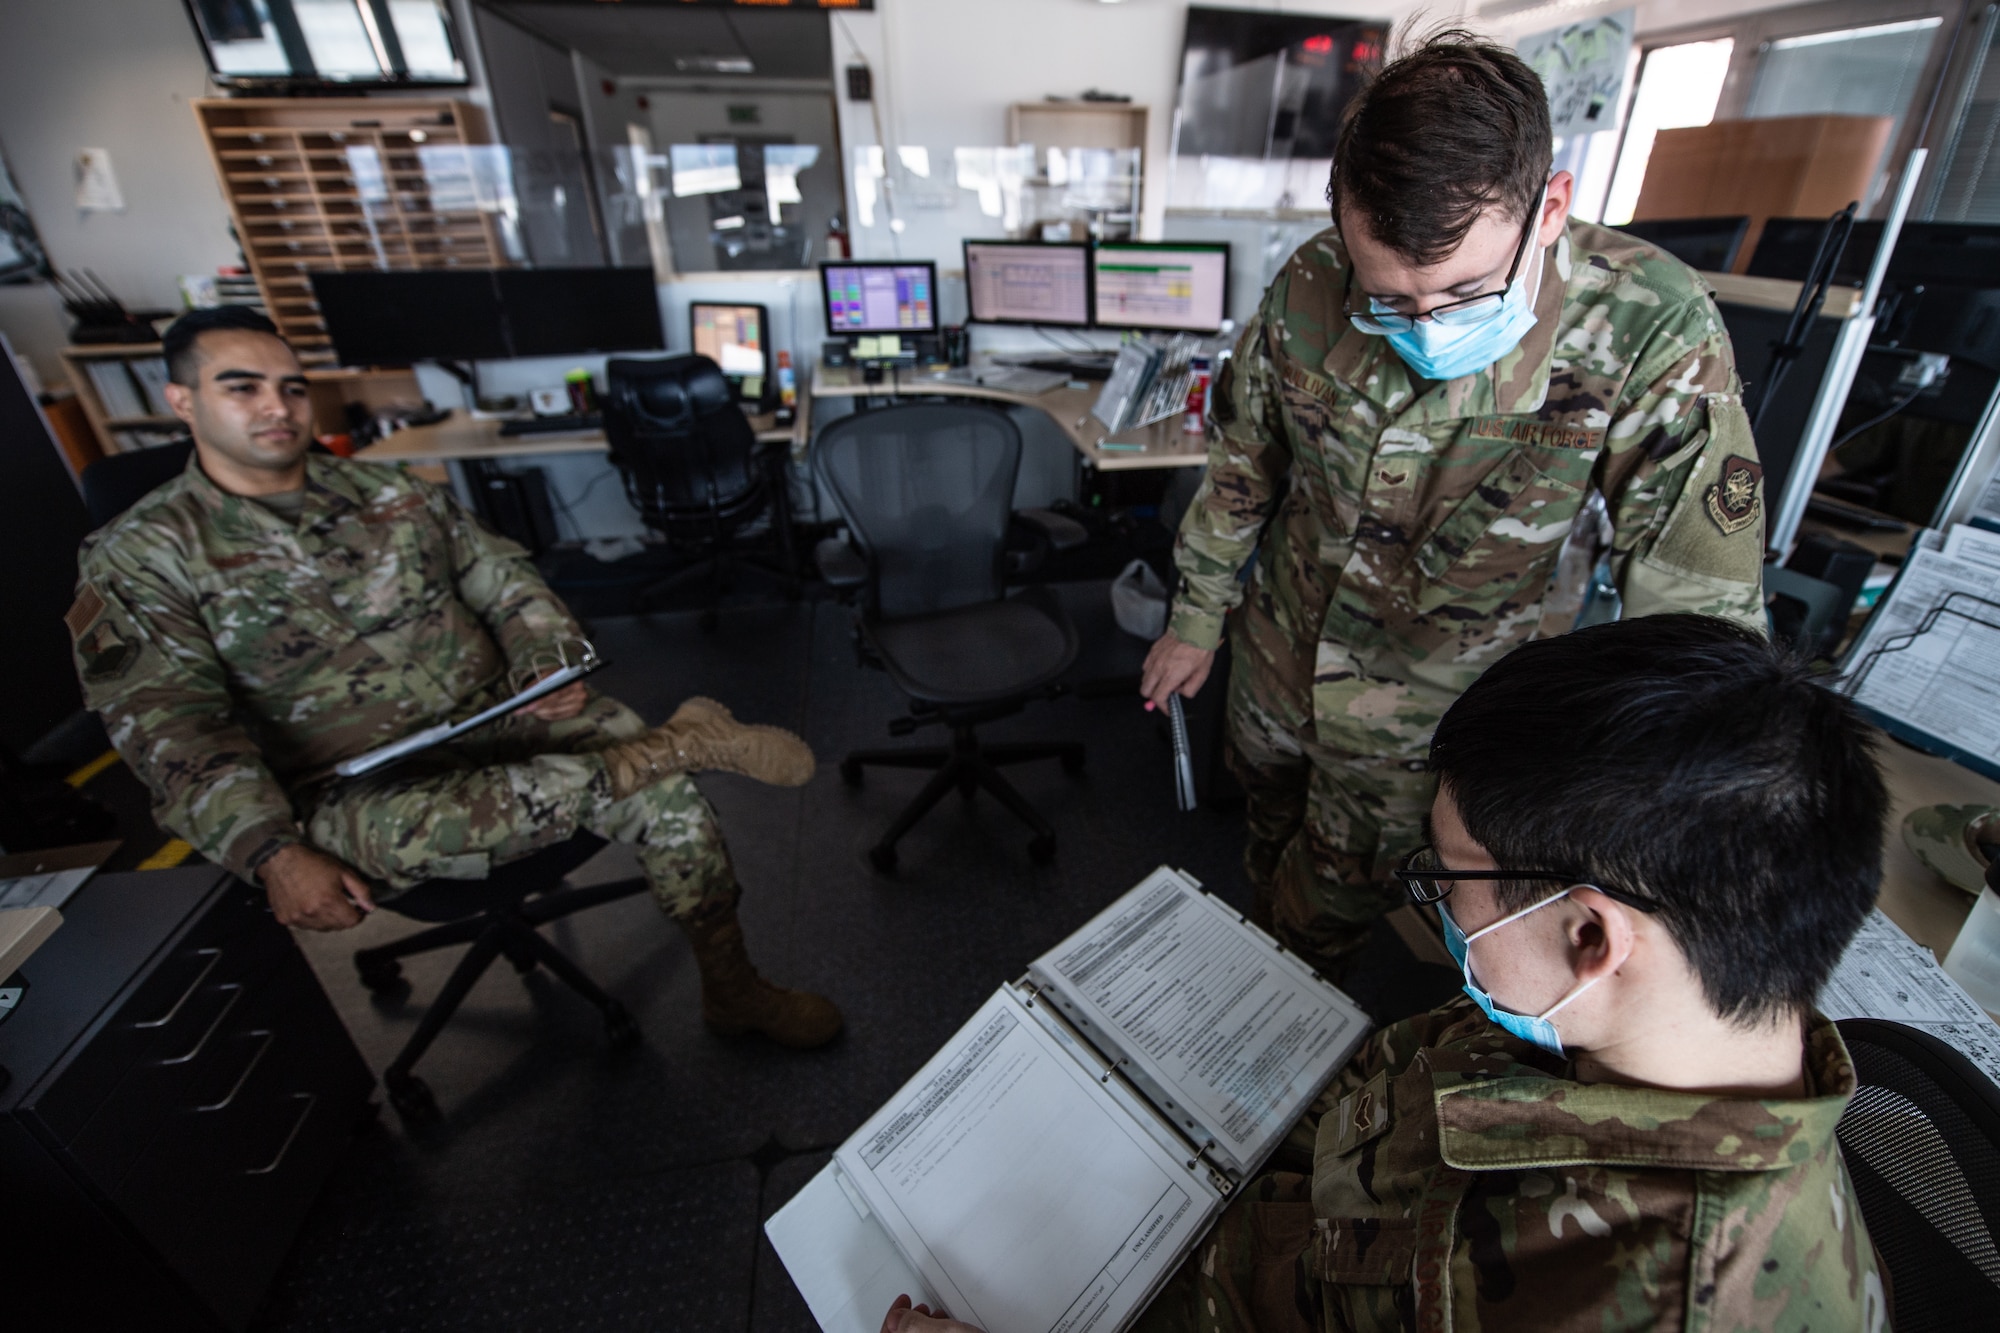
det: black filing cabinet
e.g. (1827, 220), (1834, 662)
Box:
(0, 868), (374, 1330)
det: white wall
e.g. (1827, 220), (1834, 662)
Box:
(0, 0), (239, 384)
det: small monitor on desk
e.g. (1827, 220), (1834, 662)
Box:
(691, 302), (772, 404)
(1091, 242), (1230, 334)
(964, 240), (1091, 327)
(821, 261), (938, 336)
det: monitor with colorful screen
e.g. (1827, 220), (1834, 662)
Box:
(820, 261), (939, 335)
(690, 301), (771, 402)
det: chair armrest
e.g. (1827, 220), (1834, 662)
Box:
(816, 537), (868, 588)
(1015, 507), (1089, 552)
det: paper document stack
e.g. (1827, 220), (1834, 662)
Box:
(767, 868), (1371, 1333)
(1841, 523), (2000, 782)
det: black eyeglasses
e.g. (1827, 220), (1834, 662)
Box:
(1393, 845), (1664, 913)
(1341, 200), (1540, 336)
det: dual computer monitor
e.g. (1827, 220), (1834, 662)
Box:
(817, 242), (1231, 338)
(964, 240), (1230, 334)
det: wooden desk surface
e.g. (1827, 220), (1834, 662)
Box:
(809, 360), (1209, 471)
(356, 409), (798, 466)
(1876, 734), (2000, 958)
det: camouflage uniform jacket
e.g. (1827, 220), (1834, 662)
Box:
(1171, 221), (1768, 758)
(1310, 999), (1885, 1332)
(67, 454), (583, 881)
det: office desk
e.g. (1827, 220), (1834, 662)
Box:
(356, 406), (800, 466)
(809, 360), (1209, 472)
(0, 868), (373, 1331)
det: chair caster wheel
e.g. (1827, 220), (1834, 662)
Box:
(840, 758), (864, 788)
(502, 943), (539, 976)
(869, 844), (898, 874)
(1061, 751), (1086, 775)
(356, 954), (405, 994)
(386, 1073), (440, 1127)
(1028, 835), (1057, 865)
(604, 1004), (641, 1050)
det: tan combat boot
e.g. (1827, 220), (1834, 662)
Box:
(677, 901), (843, 1048)
(599, 696), (815, 798)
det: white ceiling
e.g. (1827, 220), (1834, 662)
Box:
(487, 3), (835, 81)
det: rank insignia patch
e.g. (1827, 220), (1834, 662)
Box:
(1704, 455), (1763, 536)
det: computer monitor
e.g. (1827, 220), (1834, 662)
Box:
(499, 268), (665, 358)
(1744, 218), (1883, 287)
(311, 270), (510, 365)
(1613, 216), (1751, 273)
(691, 302), (772, 401)
(820, 261), (939, 335)
(1091, 242), (1231, 334)
(963, 240), (1091, 327)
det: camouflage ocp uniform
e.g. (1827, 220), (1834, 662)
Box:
(1173, 221), (1768, 959)
(1137, 1000), (1887, 1333)
(67, 453), (735, 917)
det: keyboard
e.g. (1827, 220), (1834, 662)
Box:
(500, 413), (601, 437)
(1007, 354), (1116, 382)
(933, 366), (1070, 395)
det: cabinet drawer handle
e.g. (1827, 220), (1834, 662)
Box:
(157, 984), (242, 1066)
(131, 948), (221, 1029)
(246, 1093), (315, 1175)
(193, 1029), (271, 1111)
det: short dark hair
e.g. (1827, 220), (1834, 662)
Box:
(1328, 28), (1553, 266)
(1429, 615), (1885, 1025)
(163, 305), (283, 386)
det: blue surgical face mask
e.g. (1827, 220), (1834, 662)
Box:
(1378, 187), (1551, 382)
(1438, 891), (1600, 1057)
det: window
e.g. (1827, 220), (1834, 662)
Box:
(1601, 40), (1735, 226)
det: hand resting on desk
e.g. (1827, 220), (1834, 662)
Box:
(881, 1294), (984, 1333)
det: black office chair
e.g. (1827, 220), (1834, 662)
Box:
(603, 354), (799, 628)
(79, 436), (194, 528)
(352, 831), (652, 1126)
(814, 402), (1089, 873)
(1835, 1018), (2000, 1329)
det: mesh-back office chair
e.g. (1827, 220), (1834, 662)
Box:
(1835, 1018), (2000, 1329)
(815, 402), (1088, 873)
(353, 833), (651, 1126)
(604, 354), (799, 628)
(77, 441), (657, 1130)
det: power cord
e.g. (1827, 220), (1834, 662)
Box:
(1828, 382), (1928, 455)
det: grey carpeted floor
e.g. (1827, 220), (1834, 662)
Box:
(253, 583), (1459, 1332)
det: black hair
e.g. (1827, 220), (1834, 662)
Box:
(1429, 614), (1885, 1025)
(163, 304), (283, 386)
(1328, 26), (1553, 267)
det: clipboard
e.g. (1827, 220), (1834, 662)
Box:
(334, 644), (607, 780)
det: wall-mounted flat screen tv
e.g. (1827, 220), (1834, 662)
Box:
(183, 0), (469, 88)
(1176, 7), (1384, 160)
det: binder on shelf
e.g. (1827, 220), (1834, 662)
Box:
(85, 360), (149, 420)
(767, 867), (1371, 1333)
(128, 356), (174, 416)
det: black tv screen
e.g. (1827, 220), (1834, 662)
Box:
(184, 0), (469, 87)
(1176, 7), (1384, 159)
(500, 269), (666, 358)
(311, 270), (508, 365)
